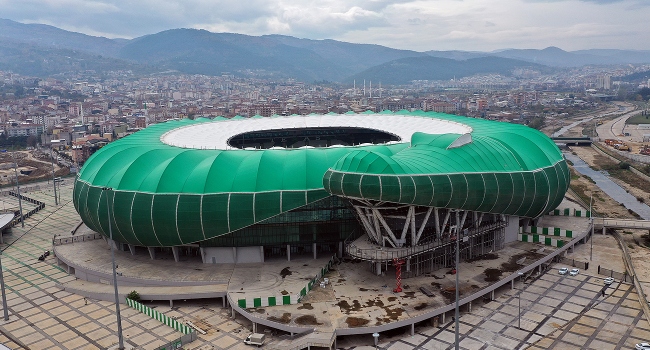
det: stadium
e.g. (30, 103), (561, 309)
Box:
(73, 111), (569, 276)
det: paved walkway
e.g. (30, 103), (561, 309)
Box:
(337, 268), (650, 349)
(0, 184), (251, 349)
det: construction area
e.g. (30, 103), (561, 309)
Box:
(0, 148), (68, 187)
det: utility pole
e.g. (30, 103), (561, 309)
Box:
(454, 210), (460, 350)
(103, 187), (124, 349)
(590, 194), (594, 261)
(0, 250), (8, 321)
(3, 150), (24, 228)
(517, 272), (523, 329)
(49, 146), (58, 205)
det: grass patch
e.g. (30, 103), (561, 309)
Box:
(624, 113), (650, 125)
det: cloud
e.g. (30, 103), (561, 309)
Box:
(0, 0), (648, 51)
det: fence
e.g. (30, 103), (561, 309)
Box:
(299, 255), (336, 298)
(522, 226), (573, 238)
(7, 191), (46, 227)
(237, 255), (336, 308)
(558, 257), (589, 270)
(237, 294), (300, 309)
(517, 233), (566, 248)
(125, 297), (196, 350)
(53, 233), (104, 246)
(597, 266), (632, 283)
(547, 208), (591, 218)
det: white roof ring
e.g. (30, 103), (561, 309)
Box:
(160, 114), (473, 150)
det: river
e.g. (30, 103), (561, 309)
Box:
(564, 152), (650, 220)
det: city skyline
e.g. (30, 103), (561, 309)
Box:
(1, 0), (649, 52)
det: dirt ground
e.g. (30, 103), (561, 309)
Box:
(0, 149), (67, 186)
(564, 121), (650, 300)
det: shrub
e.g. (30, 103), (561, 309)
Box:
(619, 162), (630, 169)
(127, 290), (140, 301)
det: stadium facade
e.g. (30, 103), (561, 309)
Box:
(73, 111), (569, 275)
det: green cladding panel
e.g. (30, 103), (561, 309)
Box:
(74, 111), (569, 247)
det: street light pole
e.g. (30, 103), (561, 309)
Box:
(49, 146), (58, 205)
(9, 152), (24, 228)
(454, 210), (460, 350)
(517, 272), (523, 329)
(103, 187), (124, 350)
(0, 251), (9, 321)
(590, 194), (594, 261)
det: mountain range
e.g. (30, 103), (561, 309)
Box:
(1, 18), (650, 84)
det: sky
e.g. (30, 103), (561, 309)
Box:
(1, 0), (649, 52)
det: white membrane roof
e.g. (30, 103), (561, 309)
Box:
(161, 114), (472, 150)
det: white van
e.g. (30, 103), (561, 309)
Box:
(244, 333), (266, 346)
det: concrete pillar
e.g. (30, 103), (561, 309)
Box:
(231, 307), (235, 318)
(260, 246), (265, 263)
(468, 301), (472, 313)
(233, 247), (237, 263)
(313, 243), (317, 259)
(406, 258), (411, 272)
(375, 262), (382, 276)
(287, 244), (291, 261)
(172, 246), (180, 262)
(148, 247), (156, 260)
(338, 241), (343, 258)
(511, 279), (514, 290)
(222, 297), (226, 308)
(602, 227), (606, 235)
(442, 313), (445, 323)
(200, 247), (205, 263)
(253, 322), (257, 333)
(169, 300), (173, 307)
(128, 244), (136, 255)
(411, 323), (414, 335)
(490, 290), (494, 300)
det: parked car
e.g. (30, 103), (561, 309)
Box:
(635, 342), (650, 350)
(604, 277), (615, 285)
(558, 268), (568, 275)
(569, 268), (579, 276)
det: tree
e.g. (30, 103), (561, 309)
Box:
(527, 116), (545, 130)
(26, 135), (38, 148)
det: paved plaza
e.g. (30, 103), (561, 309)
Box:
(0, 181), (648, 349)
(0, 182), (255, 349)
(340, 269), (650, 350)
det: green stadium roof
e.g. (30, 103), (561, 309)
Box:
(74, 111), (569, 247)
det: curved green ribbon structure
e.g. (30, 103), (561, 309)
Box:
(73, 111), (568, 247)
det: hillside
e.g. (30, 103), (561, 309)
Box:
(0, 18), (649, 83)
(346, 56), (550, 85)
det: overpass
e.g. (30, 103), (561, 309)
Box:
(552, 137), (592, 146)
(594, 217), (650, 230)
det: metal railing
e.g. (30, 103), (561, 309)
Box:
(7, 191), (46, 227)
(53, 233), (104, 246)
(345, 221), (507, 262)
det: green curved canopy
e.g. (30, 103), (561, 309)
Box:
(74, 111), (568, 247)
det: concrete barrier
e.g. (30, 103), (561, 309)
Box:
(521, 226), (573, 238)
(518, 233), (566, 247)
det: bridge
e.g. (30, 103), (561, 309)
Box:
(594, 217), (650, 230)
(551, 137), (592, 146)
